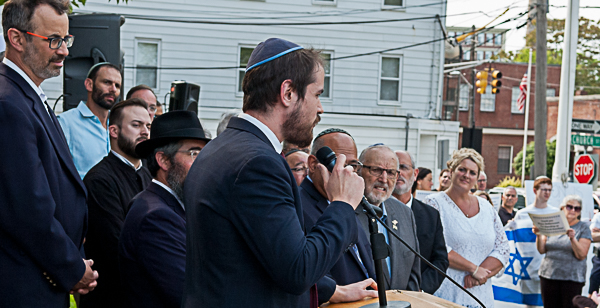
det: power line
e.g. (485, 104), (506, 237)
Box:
(79, 1), (449, 20)
(122, 9), (528, 71)
(121, 14), (442, 26)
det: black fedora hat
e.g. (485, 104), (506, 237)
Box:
(135, 110), (211, 157)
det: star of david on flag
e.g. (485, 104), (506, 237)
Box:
(493, 221), (543, 307)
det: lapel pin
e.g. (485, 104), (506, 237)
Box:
(392, 220), (398, 230)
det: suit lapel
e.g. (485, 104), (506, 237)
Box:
(358, 202), (392, 288)
(300, 179), (328, 215)
(303, 179), (369, 278)
(382, 200), (397, 288)
(0, 64), (85, 192)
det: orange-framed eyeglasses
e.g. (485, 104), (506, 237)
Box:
(19, 30), (74, 49)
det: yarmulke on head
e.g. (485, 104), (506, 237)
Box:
(245, 38), (304, 73)
(315, 128), (354, 142)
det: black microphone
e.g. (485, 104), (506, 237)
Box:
(315, 147), (382, 218)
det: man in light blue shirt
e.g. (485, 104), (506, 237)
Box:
(58, 62), (122, 178)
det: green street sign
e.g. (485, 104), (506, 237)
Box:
(571, 134), (600, 147)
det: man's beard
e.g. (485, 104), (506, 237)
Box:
(282, 100), (320, 148)
(166, 159), (187, 200)
(393, 174), (415, 196)
(117, 130), (146, 159)
(365, 180), (390, 206)
(92, 84), (116, 110)
(22, 42), (64, 80)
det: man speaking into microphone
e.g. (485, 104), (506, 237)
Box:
(182, 38), (367, 307)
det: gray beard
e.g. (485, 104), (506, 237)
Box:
(166, 160), (187, 200)
(393, 176), (414, 196)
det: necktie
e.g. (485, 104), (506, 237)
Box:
(310, 284), (318, 308)
(352, 244), (369, 278)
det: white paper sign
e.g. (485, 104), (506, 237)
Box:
(524, 180), (594, 221)
(414, 190), (436, 202)
(489, 193), (502, 212)
(528, 211), (570, 237)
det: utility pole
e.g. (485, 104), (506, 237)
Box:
(534, 0), (548, 178)
(527, 0), (537, 40)
(469, 26), (477, 148)
(552, 0), (580, 183)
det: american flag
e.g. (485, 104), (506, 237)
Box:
(517, 74), (527, 112)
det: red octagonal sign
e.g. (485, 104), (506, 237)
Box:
(574, 154), (596, 184)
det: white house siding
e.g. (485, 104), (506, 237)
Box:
(7, 0), (458, 178)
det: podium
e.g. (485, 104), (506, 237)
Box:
(320, 290), (467, 308)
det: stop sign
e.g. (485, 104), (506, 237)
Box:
(574, 154), (596, 184)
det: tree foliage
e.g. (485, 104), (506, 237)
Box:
(513, 140), (556, 179)
(498, 17), (600, 94)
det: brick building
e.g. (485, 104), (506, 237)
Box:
(547, 94), (600, 170)
(443, 62), (562, 188)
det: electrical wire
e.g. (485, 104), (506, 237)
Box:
(121, 14), (442, 26)
(120, 9), (528, 71)
(78, 1), (450, 20)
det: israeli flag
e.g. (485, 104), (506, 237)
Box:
(492, 218), (543, 308)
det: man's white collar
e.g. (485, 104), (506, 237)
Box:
(239, 113), (282, 154)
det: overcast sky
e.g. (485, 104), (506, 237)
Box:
(446, 0), (599, 52)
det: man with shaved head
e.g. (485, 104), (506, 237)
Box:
(391, 150), (448, 294)
(499, 186), (518, 226)
(301, 128), (377, 304)
(357, 145), (421, 291)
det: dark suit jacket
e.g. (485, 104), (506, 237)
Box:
(0, 63), (87, 307)
(408, 197), (448, 294)
(182, 117), (358, 307)
(300, 178), (376, 302)
(357, 198), (421, 291)
(119, 182), (186, 308)
(82, 152), (152, 308)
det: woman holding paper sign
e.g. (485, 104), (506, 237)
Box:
(425, 148), (509, 308)
(533, 195), (592, 308)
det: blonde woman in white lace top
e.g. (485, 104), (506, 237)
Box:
(425, 148), (509, 308)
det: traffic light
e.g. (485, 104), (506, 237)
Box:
(491, 70), (502, 94)
(475, 71), (488, 94)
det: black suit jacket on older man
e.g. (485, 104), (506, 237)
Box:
(119, 182), (186, 308)
(0, 63), (88, 307)
(182, 117), (358, 307)
(409, 197), (448, 294)
(300, 178), (376, 302)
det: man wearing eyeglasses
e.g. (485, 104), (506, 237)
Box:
(119, 111), (210, 308)
(391, 150), (448, 294)
(285, 149), (309, 186)
(0, 0), (98, 306)
(300, 128), (377, 304)
(477, 170), (488, 191)
(356, 145), (421, 291)
(127, 84), (158, 121)
(499, 186), (518, 226)
(514, 176), (559, 223)
(82, 98), (152, 308)
(57, 62), (122, 178)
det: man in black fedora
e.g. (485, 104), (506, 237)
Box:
(118, 110), (210, 308)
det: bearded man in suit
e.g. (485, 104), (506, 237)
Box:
(182, 38), (371, 308)
(0, 0), (97, 306)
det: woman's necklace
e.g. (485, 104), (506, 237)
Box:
(464, 197), (473, 217)
(447, 191), (474, 217)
